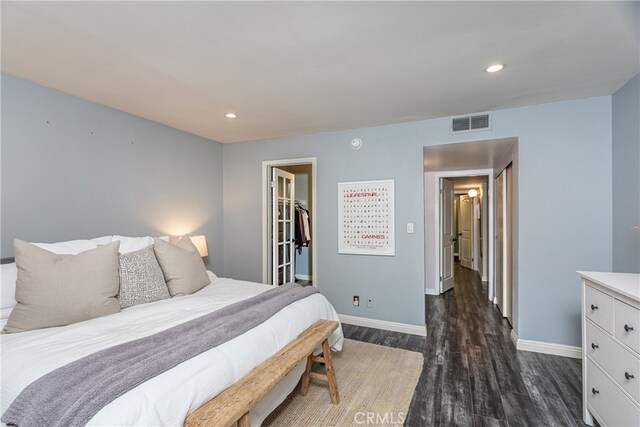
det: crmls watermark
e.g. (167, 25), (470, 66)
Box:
(353, 411), (406, 425)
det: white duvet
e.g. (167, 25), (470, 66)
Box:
(0, 274), (344, 426)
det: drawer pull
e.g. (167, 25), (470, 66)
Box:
(592, 388), (599, 395)
(591, 304), (598, 311)
(625, 372), (635, 380)
(624, 324), (634, 332)
(591, 343), (599, 350)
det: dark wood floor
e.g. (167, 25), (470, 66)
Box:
(342, 263), (587, 426)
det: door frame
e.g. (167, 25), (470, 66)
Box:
(432, 168), (494, 301)
(262, 157), (317, 286)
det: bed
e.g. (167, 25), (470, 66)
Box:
(1, 271), (344, 426)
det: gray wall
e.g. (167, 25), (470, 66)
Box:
(612, 74), (640, 273)
(223, 96), (612, 346)
(1, 72), (616, 346)
(1, 74), (224, 273)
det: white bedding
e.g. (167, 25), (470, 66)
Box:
(1, 273), (343, 426)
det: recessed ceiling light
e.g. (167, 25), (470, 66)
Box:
(485, 64), (505, 73)
(225, 113), (237, 119)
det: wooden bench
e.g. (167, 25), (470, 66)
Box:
(184, 319), (340, 427)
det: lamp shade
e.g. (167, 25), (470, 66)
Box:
(190, 235), (208, 257)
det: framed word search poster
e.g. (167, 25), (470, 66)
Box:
(338, 179), (395, 256)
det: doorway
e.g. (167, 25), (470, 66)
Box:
(424, 138), (518, 324)
(261, 158), (317, 286)
(438, 172), (492, 295)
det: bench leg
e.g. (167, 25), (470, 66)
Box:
(322, 339), (340, 405)
(237, 412), (250, 427)
(300, 354), (313, 396)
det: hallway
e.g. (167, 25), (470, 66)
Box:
(343, 263), (585, 426)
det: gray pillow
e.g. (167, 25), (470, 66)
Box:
(4, 240), (121, 334)
(153, 236), (210, 297)
(118, 246), (170, 309)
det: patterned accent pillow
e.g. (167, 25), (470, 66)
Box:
(118, 246), (170, 309)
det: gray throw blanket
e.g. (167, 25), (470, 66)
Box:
(2, 282), (319, 427)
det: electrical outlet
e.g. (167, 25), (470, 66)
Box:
(353, 296), (360, 307)
(367, 298), (373, 308)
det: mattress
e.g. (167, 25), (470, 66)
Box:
(1, 273), (344, 426)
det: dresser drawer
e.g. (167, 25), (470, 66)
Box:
(587, 358), (640, 427)
(615, 299), (640, 355)
(587, 320), (640, 404)
(585, 284), (614, 333)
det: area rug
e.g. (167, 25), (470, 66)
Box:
(263, 339), (423, 427)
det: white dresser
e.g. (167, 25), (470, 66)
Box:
(578, 271), (640, 426)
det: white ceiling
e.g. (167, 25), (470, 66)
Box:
(449, 176), (488, 192)
(2, 1), (638, 143)
(423, 137), (516, 172)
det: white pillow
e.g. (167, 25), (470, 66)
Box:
(112, 236), (155, 254)
(1, 263), (18, 313)
(207, 270), (218, 283)
(91, 236), (113, 245)
(32, 239), (99, 255)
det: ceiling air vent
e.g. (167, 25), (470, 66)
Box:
(450, 112), (491, 133)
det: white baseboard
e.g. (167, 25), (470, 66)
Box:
(510, 329), (581, 359)
(339, 314), (427, 337)
(425, 288), (439, 296)
(294, 274), (312, 281)
(510, 329), (518, 347)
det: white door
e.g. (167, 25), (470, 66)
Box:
(495, 171), (505, 315)
(441, 178), (455, 293)
(505, 166), (513, 323)
(459, 195), (473, 269)
(271, 168), (295, 286)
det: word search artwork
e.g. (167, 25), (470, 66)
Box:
(338, 180), (395, 256)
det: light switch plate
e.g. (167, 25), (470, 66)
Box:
(406, 222), (414, 233)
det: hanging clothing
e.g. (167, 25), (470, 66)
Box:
(294, 208), (304, 248)
(294, 206), (311, 251)
(301, 210), (311, 241)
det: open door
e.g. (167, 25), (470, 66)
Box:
(505, 165), (513, 324)
(271, 168), (295, 285)
(440, 178), (455, 293)
(459, 195), (474, 269)
(495, 168), (512, 319)
(495, 171), (504, 312)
